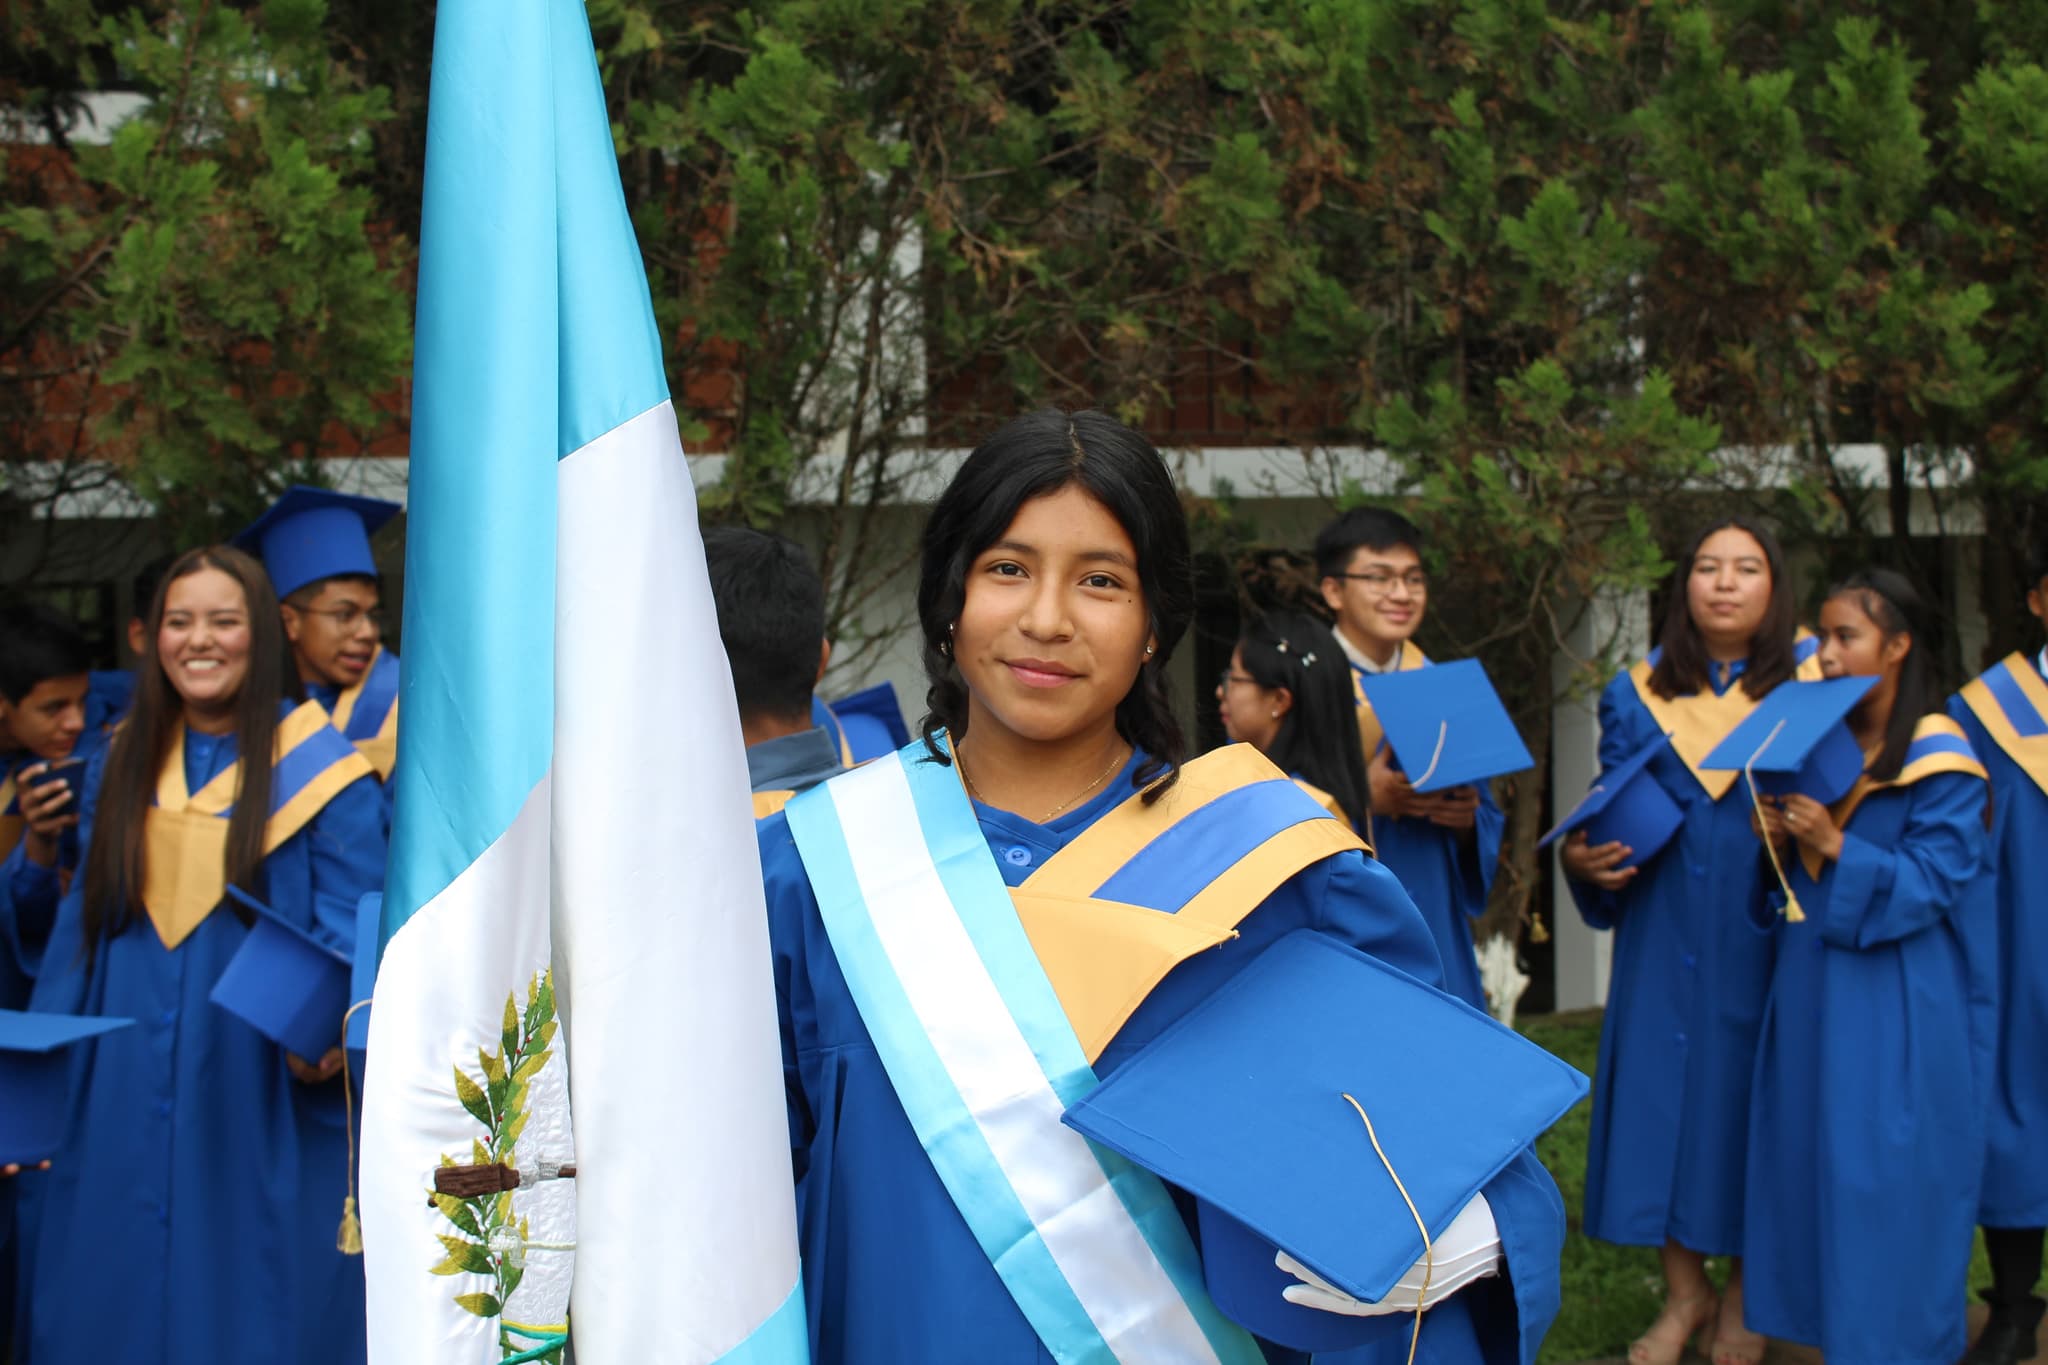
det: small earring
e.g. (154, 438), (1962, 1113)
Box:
(1269, 710), (1279, 719)
(1144, 643), (1155, 658)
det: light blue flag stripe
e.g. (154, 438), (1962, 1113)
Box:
(711, 1277), (809, 1365)
(547, 0), (669, 457)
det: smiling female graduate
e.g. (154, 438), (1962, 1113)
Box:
(1556, 517), (1819, 1365)
(2, 546), (386, 1365)
(756, 409), (1568, 1365)
(1743, 569), (1996, 1365)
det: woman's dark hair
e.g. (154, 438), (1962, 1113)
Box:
(917, 408), (1194, 800)
(82, 545), (297, 962)
(1825, 568), (1936, 783)
(1648, 515), (1799, 701)
(1236, 610), (1370, 832)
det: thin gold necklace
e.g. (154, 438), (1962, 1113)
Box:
(958, 743), (1130, 823)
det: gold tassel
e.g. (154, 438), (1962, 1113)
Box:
(1343, 1092), (1432, 1365)
(337, 1195), (363, 1255)
(1743, 730), (1806, 923)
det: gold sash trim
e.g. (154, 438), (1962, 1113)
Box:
(1350, 639), (1428, 765)
(142, 702), (374, 949)
(1798, 714), (1988, 880)
(753, 789), (796, 820)
(1627, 637), (1825, 801)
(0, 769), (19, 864)
(323, 646), (400, 780)
(1012, 745), (1367, 1062)
(1958, 653), (2048, 800)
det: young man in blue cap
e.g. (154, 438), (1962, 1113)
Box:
(1317, 507), (1505, 1009)
(235, 486), (403, 810)
(703, 527), (844, 816)
(1951, 539), (2048, 1365)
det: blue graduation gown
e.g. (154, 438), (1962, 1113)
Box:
(1568, 669), (1777, 1255)
(763, 756), (1565, 1365)
(1950, 680), (2048, 1228)
(6, 728), (386, 1365)
(1367, 794), (1503, 1012)
(1742, 769), (1995, 1364)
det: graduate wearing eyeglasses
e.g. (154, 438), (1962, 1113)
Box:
(235, 487), (402, 827)
(1742, 571), (1994, 1365)
(1315, 507), (1503, 1011)
(1948, 539), (2048, 1365)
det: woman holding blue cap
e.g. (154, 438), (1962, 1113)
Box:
(757, 409), (1568, 1365)
(1, 545), (386, 1365)
(1742, 569), (1994, 1365)
(1559, 517), (1817, 1365)
(1216, 609), (1372, 835)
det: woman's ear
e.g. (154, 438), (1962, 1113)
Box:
(1882, 630), (1913, 669)
(1271, 686), (1294, 720)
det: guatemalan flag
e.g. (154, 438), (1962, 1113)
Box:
(358, 1), (806, 1361)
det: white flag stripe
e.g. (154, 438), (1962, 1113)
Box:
(362, 776), (562, 1357)
(554, 400), (802, 1356)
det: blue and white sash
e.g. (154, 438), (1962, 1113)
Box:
(785, 745), (1265, 1365)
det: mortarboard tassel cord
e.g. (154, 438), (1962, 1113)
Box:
(1741, 720), (1806, 924)
(1340, 1092), (1432, 1365)
(1365, 722), (1451, 855)
(337, 997), (373, 1255)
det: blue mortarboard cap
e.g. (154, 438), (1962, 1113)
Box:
(0, 1009), (135, 1166)
(231, 485), (400, 599)
(829, 682), (910, 763)
(1539, 735), (1683, 869)
(346, 892), (381, 1056)
(209, 884), (352, 1060)
(1359, 659), (1533, 792)
(1700, 676), (1878, 805)
(1063, 930), (1587, 1351)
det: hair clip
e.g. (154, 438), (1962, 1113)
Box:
(1276, 639), (1290, 654)
(1300, 651), (1318, 667)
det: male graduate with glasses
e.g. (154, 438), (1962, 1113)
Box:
(235, 486), (402, 823)
(1316, 506), (1505, 1010)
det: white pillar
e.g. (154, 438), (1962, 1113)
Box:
(1548, 590), (1649, 1010)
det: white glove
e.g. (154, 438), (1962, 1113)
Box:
(1277, 1192), (1502, 1317)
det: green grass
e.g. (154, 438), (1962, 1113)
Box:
(1520, 1008), (2007, 1363)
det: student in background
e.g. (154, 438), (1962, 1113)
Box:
(1315, 506), (1502, 1009)
(703, 526), (845, 816)
(1949, 540), (2048, 1365)
(1215, 609), (1371, 834)
(1745, 569), (1993, 1365)
(234, 487), (403, 798)
(1558, 517), (1815, 1365)
(5, 546), (385, 1365)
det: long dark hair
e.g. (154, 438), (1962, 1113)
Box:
(1237, 610), (1370, 832)
(82, 546), (297, 959)
(1648, 515), (1799, 701)
(917, 409), (1194, 800)
(1825, 568), (1936, 783)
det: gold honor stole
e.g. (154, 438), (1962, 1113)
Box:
(752, 789), (796, 820)
(1958, 653), (2048, 799)
(1349, 638), (1428, 765)
(144, 701), (374, 949)
(1010, 744), (1367, 1064)
(1798, 715), (1987, 880)
(1627, 633), (1824, 801)
(326, 645), (400, 780)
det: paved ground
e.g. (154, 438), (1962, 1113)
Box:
(1571, 1298), (2040, 1363)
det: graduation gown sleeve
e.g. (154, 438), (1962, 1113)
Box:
(1822, 771), (1989, 950)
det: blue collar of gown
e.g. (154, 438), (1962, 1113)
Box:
(969, 749), (1152, 888)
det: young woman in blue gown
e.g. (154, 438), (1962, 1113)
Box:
(4, 546), (385, 1365)
(757, 409), (1567, 1364)
(1743, 569), (1995, 1365)
(1560, 518), (1814, 1365)
(1215, 609), (1372, 835)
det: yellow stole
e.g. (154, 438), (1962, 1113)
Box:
(326, 645), (400, 779)
(753, 789), (796, 819)
(143, 702), (374, 949)
(1798, 715), (1988, 880)
(0, 769), (21, 865)
(1957, 652), (2048, 799)
(1349, 638), (1429, 765)
(1628, 636), (1825, 801)
(1006, 745), (1366, 1063)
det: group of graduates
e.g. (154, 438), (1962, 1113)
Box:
(0, 490), (401, 1363)
(0, 406), (2039, 1365)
